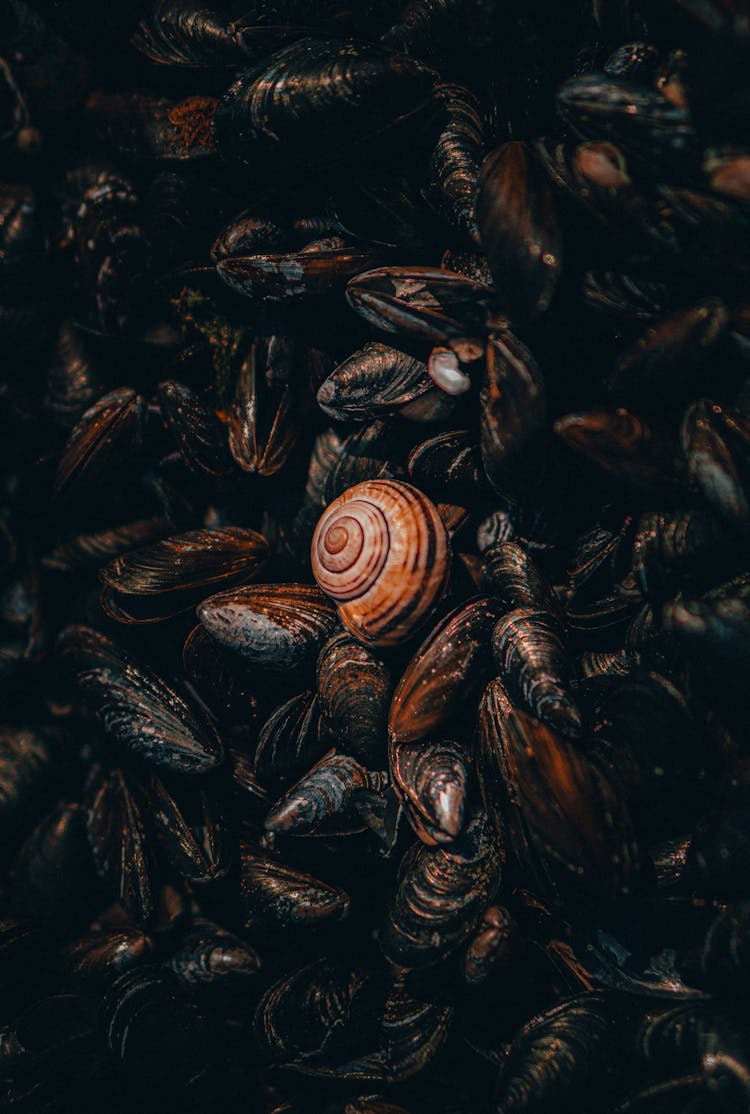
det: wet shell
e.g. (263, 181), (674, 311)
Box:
(54, 388), (146, 501)
(156, 379), (234, 481)
(682, 400), (750, 533)
(480, 330), (547, 485)
(424, 82), (484, 243)
(42, 517), (172, 574)
(317, 632), (393, 766)
(477, 141), (562, 324)
(380, 811), (501, 969)
(346, 266), (502, 344)
(389, 738), (469, 844)
(217, 244), (386, 303)
(213, 38), (436, 177)
(555, 408), (686, 495)
(254, 689), (326, 790)
(100, 527), (269, 623)
(312, 480), (451, 648)
(240, 840), (349, 929)
(131, 1), (242, 67)
(492, 608), (582, 736)
(198, 583), (338, 672)
(265, 750), (383, 835)
(389, 597), (504, 743)
(84, 766), (155, 926)
(228, 335), (299, 476)
(58, 625), (223, 774)
(316, 342), (449, 424)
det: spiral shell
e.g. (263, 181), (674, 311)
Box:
(311, 479), (451, 647)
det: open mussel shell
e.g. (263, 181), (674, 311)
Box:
(380, 810), (501, 969)
(477, 141), (562, 325)
(199, 583), (339, 673)
(312, 480), (451, 648)
(240, 839), (349, 929)
(346, 266), (503, 344)
(100, 526), (269, 623)
(317, 341), (452, 424)
(389, 596), (504, 743)
(59, 625), (223, 773)
(213, 38), (437, 179)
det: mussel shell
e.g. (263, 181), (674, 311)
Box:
(228, 335), (299, 476)
(59, 625), (224, 773)
(217, 245), (387, 302)
(389, 596), (504, 743)
(317, 342), (445, 424)
(346, 266), (502, 344)
(100, 527), (269, 623)
(131, 1), (242, 67)
(424, 82), (484, 243)
(157, 379), (234, 481)
(55, 388), (147, 501)
(317, 631), (392, 767)
(477, 141), (562, 324)
(240, 840), (349, 929)
(199, 583), (339, 672)
(265, 750), (381, 835)
(255, 689), (326, 790)
(213, 39), (437, 178)
(480, 330), (546, 485)
(389, 738), (469, 845)
(380, 811), (501, 969)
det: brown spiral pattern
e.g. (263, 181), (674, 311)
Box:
(311, 479), (451, 647)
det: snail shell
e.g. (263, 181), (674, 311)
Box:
(311, 479), (451, 647)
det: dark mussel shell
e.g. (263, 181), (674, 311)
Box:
(346, 266), (502, 344)
(662, 574), (750, 689)
(253, 957), (379, 1063)
(100, 526), (269, 623)
(217, 242), (387, 303)
(59, 625), (224, 773)
(54, 388), (147, 501)
(477, 141), (562, 325)
(240, 839), (349, 929)
(480, 330), (547, 485)
(198, 583), (338, 673)
(682, 399), (750, 533)
(424, 82), (485, 244)
(555, 408), (686, 496)
(494, 993), (632, 1113)
(156, 379), (234, 482)
(168, 921), (260, 999)
(131, 1), (243, 67)
(228, 335), (300, 476)
(491, 607), (582, 736)
(317, 342), (450, 424)
(213, 38), (437, 179)
(84, 765), (156, 926)
(317, 631), (392, 767)
(265, 750), (385, 835)
(389, 596), (504, 744)
(389, 738), (469, 845)
(254, 689), (326, 790)
(380, 810), (501, 969)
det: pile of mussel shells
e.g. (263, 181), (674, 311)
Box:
(2, 0), (750, 1111)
